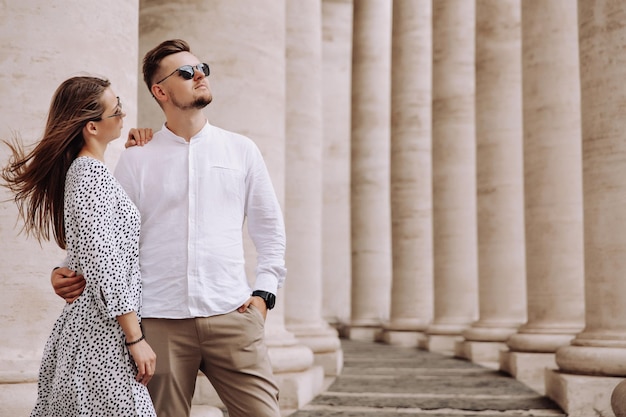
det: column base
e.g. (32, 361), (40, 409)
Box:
(274, 365), (326, 410)
(611, 379), (626, 417)
(556, 344), (626, 375)
(419, 334), (463, 354)
(454, 340), (508, 368)
(0, 382), (37, 416)
(268, 343), (325, 409)
(499, 350), (557, 394)
(290, 324), (344, 376)
(507, 329), (579, 353)
(310, 349), (343, 377)
(381, 329), (427, 348)
(545, 369), (623, 417)
(462, 323), (520, 342)
(346, 325), (383, 342)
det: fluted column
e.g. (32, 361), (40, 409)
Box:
(0, 1), (139, 415)
(382, 0), (433, 348)
(546, 2), (626, 416)
(500, 0), (584, 395)
(424, 0), (478, 354)
(139, 0), (323, 411)
(285, 0), (343, 377)
(349, 0), (393, 341)
(457, 0), (526, 365)
(321, 0), (353, 332)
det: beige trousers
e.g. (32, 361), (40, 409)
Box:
(142, 306), (280, 417)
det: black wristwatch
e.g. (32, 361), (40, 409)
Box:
(252, 290), (276, 310)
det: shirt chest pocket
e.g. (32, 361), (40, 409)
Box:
(201, 166), (246, 207)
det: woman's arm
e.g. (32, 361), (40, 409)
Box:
(117, 312), (156, 386)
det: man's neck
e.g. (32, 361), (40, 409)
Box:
(165, 110), (207, 142)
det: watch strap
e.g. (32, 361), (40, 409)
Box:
(252, 290), (276, 310)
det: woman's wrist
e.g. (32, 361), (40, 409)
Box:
(125, 334), (145, 346)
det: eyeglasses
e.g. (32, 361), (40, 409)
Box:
(104, 96), (124, 119)
(156, 63), (210, 84)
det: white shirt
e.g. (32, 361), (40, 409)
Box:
(114, 121), (286, 318)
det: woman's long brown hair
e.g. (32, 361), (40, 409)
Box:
(1, 76), (111, 249)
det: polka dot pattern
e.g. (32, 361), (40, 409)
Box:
(31, 157), (155, 417)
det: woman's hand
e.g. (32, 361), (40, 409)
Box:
(125, 127), (153, 148)
(128, 340), (156, 386)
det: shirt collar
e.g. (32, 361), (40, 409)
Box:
(162, 120), (212, 143)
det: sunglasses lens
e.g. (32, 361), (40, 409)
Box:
(177, 64), (210, 80)
(179, 66), (195, 80)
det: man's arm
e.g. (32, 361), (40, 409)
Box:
(51, 267), (86, 303)
(244, 142), (287, 295)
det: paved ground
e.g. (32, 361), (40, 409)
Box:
(288, 339), (566, 417)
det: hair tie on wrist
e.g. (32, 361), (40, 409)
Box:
(125, 334), (145, 346)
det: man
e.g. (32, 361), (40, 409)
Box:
(52, 39), (286, 417)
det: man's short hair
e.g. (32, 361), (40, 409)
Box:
(142, 39), (191, 92)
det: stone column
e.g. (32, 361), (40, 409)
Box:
(424, 0), (478, 354)
(321, 0), (353, 333)
(382, 0), (433, 348)
(139, 0), (323, 412)
(285, 0), (343, 377)
(0, 1), (139, 416)
(499, 0), (584, 395)
(349, 0), (393, 341)
(456, 0), (526, 366)
(546, 2), (626, 416)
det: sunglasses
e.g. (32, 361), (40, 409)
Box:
(92, 97), (124, 122)
(156, 63), (210, 84)
(104, 97), (124, 119)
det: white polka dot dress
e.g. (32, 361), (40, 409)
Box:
(31, 157), (156, 417)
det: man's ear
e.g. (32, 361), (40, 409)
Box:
(151, 84), (167, 102)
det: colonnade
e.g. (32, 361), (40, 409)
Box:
(2, 1), (626, 417)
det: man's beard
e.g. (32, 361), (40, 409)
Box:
(171, 92), (213, 110)
(191, 95), (212, 109)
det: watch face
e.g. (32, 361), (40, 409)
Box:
(265, 293), (276, 310)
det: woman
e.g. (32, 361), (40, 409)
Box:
(1, 76), (156, 416)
